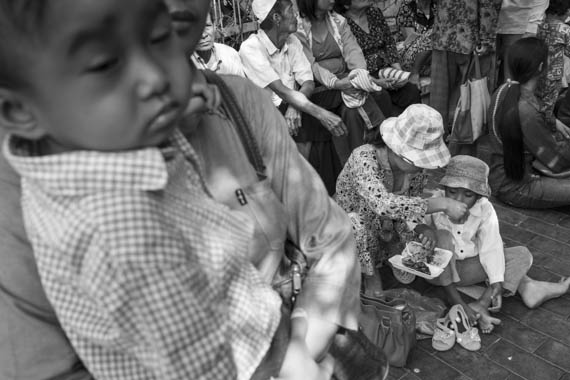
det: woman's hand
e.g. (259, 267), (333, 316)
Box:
(391, 63), (403, 71)
(371, 77), (396, 90)
(443, 198), (469, 222)
(409, 73), (421, 90)
(277, 312), (335, 380)
(417, 231), (436, 251)
(277, 340), (334, 380)
(333, 76), (354, 90)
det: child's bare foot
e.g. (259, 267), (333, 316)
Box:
(519, 277), (570, 309)
(469, 302), (501, 334)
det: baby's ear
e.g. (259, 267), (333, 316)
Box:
(0, 88), (45, 139)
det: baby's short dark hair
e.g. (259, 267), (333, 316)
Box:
(0, 0), (48, 88)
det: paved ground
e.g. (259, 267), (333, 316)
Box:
(381, 169), (570, 380)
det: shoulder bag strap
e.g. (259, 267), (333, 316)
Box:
(201, 70), (308, 267)
(201, 70), (266, 180)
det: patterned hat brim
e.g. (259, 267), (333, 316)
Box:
(380, 118), (451, 170)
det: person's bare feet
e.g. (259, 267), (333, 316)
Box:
(469, 301), (501, 334)
(519, 277), (570, 309)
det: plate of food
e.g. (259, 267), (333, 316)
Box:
(388, 241), (453, 280)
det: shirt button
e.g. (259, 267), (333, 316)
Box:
(460, 250), (464, 253)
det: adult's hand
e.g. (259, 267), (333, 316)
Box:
(318, 109), (347, 137)
(333, 76), (354, 91)
(277, 313), (335, 380)
(408, 73), (421, 90)
(285, 106), (302, 136)
(444, 198), (469, 222)
(371, 77), (396, 90)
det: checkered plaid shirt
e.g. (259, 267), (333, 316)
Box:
(4, 130), (282, 380)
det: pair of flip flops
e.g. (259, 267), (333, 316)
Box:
(432, 304), (481, 352)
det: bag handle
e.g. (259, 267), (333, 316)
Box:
(461, 52), (483, 83)
(472, 52), (483, 79)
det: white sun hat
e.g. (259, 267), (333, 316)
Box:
(252, 0), (278, 23)
(380, 104), (450, 169)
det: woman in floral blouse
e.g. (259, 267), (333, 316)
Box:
(335, 104), (468, 294)
(334, 0), (422, 115)
(396, 0), (437, 79)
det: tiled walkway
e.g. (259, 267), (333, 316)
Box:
(383, 170), (570, 380)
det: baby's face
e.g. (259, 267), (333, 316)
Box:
(14, 0), (208, 152)
(444, 187), (479, 210)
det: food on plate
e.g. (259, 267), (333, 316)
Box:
(401, 242), (435, 275)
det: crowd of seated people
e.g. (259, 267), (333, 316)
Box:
(1, 0), (570, 379)
(199, 0), (570, 202)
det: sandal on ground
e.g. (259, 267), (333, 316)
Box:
(432, 317), (455, 351)
(448, 304), (481, 351)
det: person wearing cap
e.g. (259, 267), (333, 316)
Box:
(425, 155), (570, 334)
(191, 12), (246, 77)
(239, 0), (347, 194)
(335, 104), (469, 296)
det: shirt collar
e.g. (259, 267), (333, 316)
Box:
(257, 29), (287, 56)
(4, 128), (198, 196)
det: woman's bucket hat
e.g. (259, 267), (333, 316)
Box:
(439, 155), (491, 197)
(380, 104), (450, 170)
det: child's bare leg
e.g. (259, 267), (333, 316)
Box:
(442, 284), (480, 326)
(518, 276), (570, 309)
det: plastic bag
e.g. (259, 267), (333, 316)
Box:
(381, 288), (446, 340)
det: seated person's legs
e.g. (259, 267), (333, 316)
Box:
(387, 82), (421, 116)
(427, 232), (501, 332)
(505, 246), (570, 308)
(336, 96), (385, 165)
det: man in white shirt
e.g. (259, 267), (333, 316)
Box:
(191, 13), (246, 77)
(239, 0), (346, 144)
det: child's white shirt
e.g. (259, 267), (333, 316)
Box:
(424, 189), (506, 284)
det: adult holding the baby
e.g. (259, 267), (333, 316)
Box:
(335, 104), (468, 295)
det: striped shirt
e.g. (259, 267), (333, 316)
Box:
(4, 130), (282, 380)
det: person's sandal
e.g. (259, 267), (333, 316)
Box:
(432, 317), (455, 351)
(448, 304), (481, 351)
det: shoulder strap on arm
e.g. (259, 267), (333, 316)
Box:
(202, 70), (267, 180)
